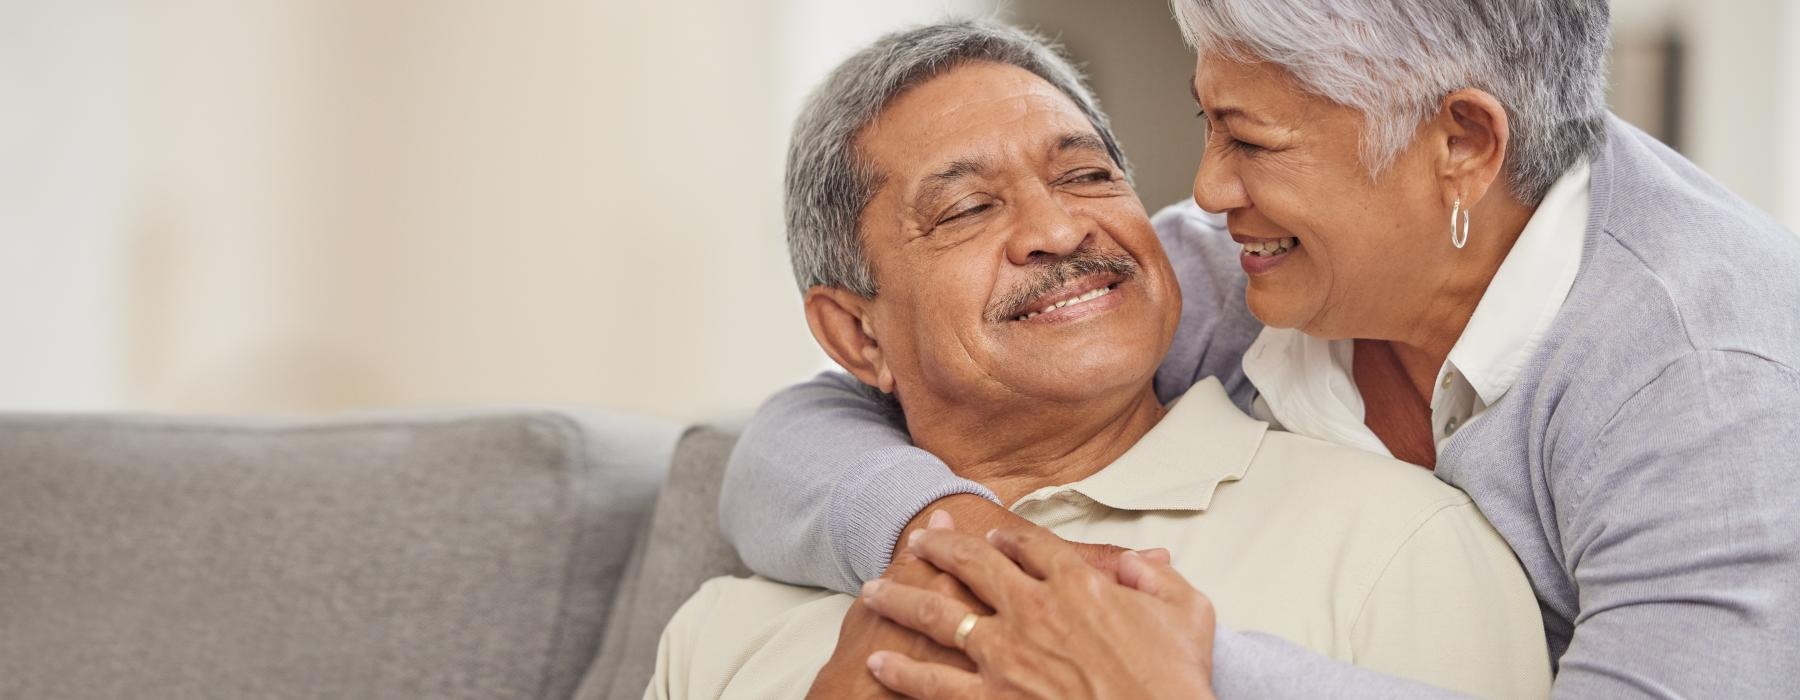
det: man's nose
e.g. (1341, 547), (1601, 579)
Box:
(1004, 188), (1093, 266)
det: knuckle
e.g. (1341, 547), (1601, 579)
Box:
(915, 670), (947, 697)
(943, 538), (980, 567)
(1191, 590), (1216, 618)
(1078, 569), (1107, 596)
(911, 597), (943, 628)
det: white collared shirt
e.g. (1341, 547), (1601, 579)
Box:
(648, 379), (1550, 699)
(1243, 162), (1592, 456)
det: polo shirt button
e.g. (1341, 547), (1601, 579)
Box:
(1441, 373), (1454, 390)
(1444, 416), (1460, 437)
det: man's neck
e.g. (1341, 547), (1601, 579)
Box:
(907, 386), (1167, 506)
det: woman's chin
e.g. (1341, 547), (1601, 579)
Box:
(1243, 286), (1315, 330)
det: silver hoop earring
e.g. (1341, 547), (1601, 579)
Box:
(1450, 198), (1471, 249)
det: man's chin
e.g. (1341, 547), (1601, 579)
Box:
(1001, 351), (1160, 399)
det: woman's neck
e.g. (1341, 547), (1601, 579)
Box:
(1380, 194), (1539, 398)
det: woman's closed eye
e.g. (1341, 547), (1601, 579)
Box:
(1220, 137), (1265, 154)
(1196, 110), (1268, 155)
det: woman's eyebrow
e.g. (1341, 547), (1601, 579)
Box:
(1191, 74), (1272, 127)
(1197, 104), (1271, 128)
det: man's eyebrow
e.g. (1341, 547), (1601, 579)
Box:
(913, 156), (994, 211)
(1053, 132), (1111, 159)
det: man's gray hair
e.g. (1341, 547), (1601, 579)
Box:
(786, 20), (1129, 297)
(1172, 0), (1610, 203)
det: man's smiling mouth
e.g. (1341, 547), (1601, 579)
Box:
(1014, 279), (1122, 321)
(985, 248), (1140, 324)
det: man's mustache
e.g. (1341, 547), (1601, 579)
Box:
(986, 249), (1140, 323)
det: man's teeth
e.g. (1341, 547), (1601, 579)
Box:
(1015, 285), (1116, 321)
(1241, 237), (1298, 257)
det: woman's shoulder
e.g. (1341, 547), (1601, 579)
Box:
(1530, 127), (1800, 430)
(1580, 120), (1800, 366)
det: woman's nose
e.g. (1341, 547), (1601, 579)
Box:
(1192, 148), (1248, 214)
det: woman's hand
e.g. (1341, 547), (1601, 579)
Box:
(857, 512), (1218, 699)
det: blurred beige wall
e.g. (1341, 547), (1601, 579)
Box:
(5, 0), (992, 421)
(123, 0), (814, 420)
(2, 1), (1796, 420)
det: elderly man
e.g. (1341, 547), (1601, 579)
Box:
(647, 21), (1549, 699)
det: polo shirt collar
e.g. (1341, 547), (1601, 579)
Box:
(1013, 378), (1266, 513)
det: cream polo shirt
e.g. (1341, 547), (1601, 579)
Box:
(1243, 162), (1591, 455)
(647, 379), (1551, 700)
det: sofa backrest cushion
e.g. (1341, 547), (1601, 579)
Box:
(580, 422), (750, 700)
(0, 409), (675, 700)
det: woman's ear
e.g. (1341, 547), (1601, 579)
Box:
(803, 286), (895, 393)
(1433, 88), (1512, 207)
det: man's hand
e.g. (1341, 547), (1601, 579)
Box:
(806, 494), (1169, 698)
(858, 513), (1213, 699)
(806, 495), (1006, 698)
(893, 494), (1157, 575)
(805, 556), (981, 699)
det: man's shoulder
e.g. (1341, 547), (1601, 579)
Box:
(1238, 431), (1478, 537)
(689, 575), (848, 617)
(658, 577), (849, 700)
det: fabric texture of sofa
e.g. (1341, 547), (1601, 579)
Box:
(0, 407), (749, 700)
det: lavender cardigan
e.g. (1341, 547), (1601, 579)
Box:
(718, 116), (1800, 697)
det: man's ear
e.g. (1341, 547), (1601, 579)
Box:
(804, 286), (895, 393)
(1432, 88), (1511, 207)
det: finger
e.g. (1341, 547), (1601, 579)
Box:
(1138, 547), (1172, 565)
(859, 579), (978, 651)
(908, 528), (1038, 609)
(985, 524), (1090, 580)
(927, 509), (955, 530)
(1117, 550), (1195, 604)
(1068, 544), (1168, 575)
(868, 651), (983, 700)
(1073, 542), (1131, 574)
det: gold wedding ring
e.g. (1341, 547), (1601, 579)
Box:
(953, 612), (982, 649)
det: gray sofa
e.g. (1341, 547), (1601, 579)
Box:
(0, 409), (754, 700)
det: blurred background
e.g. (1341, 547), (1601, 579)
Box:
(4, 0), (1797, 422)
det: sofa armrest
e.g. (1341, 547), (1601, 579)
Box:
(581, 421), (750, 700)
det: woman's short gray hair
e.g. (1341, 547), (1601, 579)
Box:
(786, 20), (1128, 297)
(1172, 0), (1610, 203)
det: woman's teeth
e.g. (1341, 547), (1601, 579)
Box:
(1242, 237), (1298, 257)
(1015, 284), (1116, 322)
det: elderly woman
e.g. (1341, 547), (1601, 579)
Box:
(721, 0), (1800, 697)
